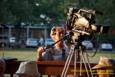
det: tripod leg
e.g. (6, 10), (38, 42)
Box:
(79, 52), (82, 77)
(61, 45), (75, 77)
(77, 50), (80, 61)
(84, 52), (94, 77)
(74, 49), (77, 77)
(80, 50), (90, 77)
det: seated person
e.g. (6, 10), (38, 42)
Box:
(37, 26), (70, 61)
(37, 26), (86, 77)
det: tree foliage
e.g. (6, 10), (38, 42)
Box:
(0, 0), (115, 27)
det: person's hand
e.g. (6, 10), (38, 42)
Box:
(37, 46), (54, 61)
(46, 45), (55, 54)
(37, 47), (45, 61)
(37, 47), (45, 55)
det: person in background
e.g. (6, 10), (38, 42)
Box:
(37, 26), (90, 77)
(37, 26), (70, 61)
(39, 37), (44, 46)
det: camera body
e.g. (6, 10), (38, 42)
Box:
(66, 7), (109, 43)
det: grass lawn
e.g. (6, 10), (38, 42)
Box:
(0, 48), (37, 61)
(88, 51), (115, 63)
(0, 48), (115, 63)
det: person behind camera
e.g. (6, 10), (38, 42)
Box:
(37, 26), (70, 61)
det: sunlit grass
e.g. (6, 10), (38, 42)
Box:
(0, 48), (37, 61)
(87, 51), (115, 63)
(0, 48), (115, 62)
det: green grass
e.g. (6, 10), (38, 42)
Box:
(0, 48), (115, 63)
(88, 51), (115, 63)
(0, 48), (37, 61)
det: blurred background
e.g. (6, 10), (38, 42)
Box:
(0, 0), (115, 61)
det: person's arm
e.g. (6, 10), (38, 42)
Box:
(37, 47), (45, 61)
(37, 46), (54, 61)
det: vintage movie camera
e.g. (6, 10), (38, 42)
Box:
(66, 7), (109, 43)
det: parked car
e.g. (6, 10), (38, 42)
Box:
(9, 37), (16, 43)
(45, 38), (54, 46)
(26, 38), (39, 47)
(9, 37), (17, 48)
(82, 40), (93, 49)
(100, 43), (113, 51)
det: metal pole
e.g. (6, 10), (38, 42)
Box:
(44, 28), (47, 46)
(27, 26), (29, 39)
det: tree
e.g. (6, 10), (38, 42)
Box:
(0, 0), (115, 28)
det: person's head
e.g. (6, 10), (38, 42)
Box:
(50, 26), (65, 46)
(92, 56), (114, 77)
(16, 61), (40, 77)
